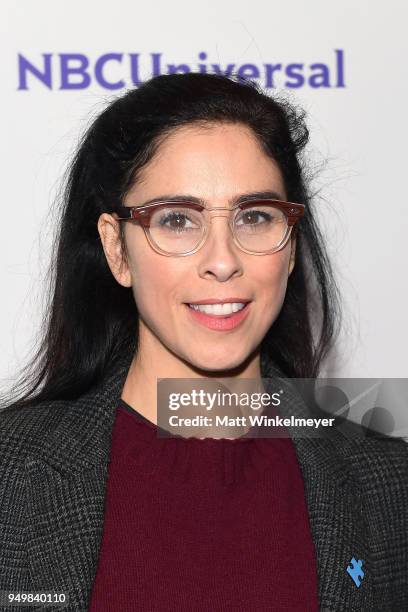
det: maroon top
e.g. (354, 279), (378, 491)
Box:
(88, 400), (319, 611)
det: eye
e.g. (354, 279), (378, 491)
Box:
(235, 208), (277, 227)
(152, 206), (202, 232)
(160, 212), (192, 230)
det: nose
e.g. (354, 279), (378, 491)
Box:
(196, 213), (243, 282)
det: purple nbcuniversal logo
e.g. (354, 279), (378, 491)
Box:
(17, 49), (346, 91)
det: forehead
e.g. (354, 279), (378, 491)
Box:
(130, 122), (286, 199)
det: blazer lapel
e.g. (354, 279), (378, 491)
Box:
(260, 358), (375, 610)
(24, 346), (375, 611)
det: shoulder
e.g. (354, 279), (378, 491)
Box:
(0, 401), (68, 473)
(0, 402), (71, 541)
(334, 418), (408, 465)
(337, 433), (408, 497)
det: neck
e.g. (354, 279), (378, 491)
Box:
(121, 322), (262, 426)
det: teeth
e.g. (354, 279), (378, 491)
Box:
(188, 302), (247, 315)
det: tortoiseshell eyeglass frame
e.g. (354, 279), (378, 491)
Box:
(111, 198), (305, 257)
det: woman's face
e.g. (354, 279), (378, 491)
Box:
(99, 122), (296, 372)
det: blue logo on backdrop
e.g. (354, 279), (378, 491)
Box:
(17, 49), (346, 91)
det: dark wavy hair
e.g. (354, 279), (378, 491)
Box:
(1, 72), (341, 409)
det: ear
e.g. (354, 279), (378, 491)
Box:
(97, 213), (132, 288)
(288, 235), (296, 276)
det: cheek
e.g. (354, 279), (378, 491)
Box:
(255, 252), (291, 308)
(127, 249), (182, 320)
(131, 267), (168, 315)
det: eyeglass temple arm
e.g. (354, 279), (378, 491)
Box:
(112, 206), (152, 227)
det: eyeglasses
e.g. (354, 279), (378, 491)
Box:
(112, 198), (305, 256)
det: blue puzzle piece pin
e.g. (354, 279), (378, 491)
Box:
(346, 557), (365, 587)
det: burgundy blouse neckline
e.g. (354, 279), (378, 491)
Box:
(118, 398), (255, 444)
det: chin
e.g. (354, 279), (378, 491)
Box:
(187, 348), (252, 375)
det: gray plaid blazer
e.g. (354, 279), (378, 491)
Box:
(1, 344), (407, 612)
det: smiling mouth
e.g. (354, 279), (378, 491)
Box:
(186, 302), (249, 317)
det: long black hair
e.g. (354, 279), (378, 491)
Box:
(1, 72), (341, 409)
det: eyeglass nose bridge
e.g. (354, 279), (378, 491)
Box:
(198, 207), (257, 255)
(204, 205), (234, 217)
(200, 207), (237, 240)
(200, 207), (237, 241)
(203, 205), (240, 224)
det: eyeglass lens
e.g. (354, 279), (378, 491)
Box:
(148, 202), (289, 254)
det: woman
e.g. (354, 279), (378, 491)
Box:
(1, 73), (407, 612)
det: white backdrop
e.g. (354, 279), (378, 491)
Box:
(1, 0), (407, 386)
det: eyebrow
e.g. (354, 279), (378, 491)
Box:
(134, 190), (287, 207)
